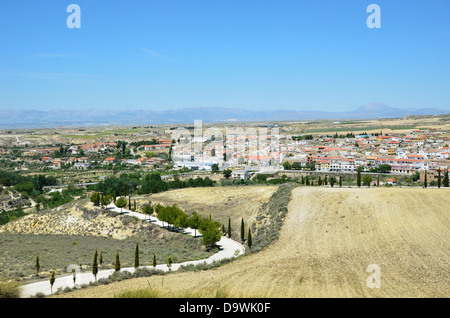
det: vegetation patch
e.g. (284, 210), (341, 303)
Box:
(0, 278), (22, 298)
(0, 200), (215, 283)
(0, 209), (27, 226)
(116, 285), (233, 298)
(251, 182), (298, 251)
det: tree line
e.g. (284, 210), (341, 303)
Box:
(90, 172), (215, 197)
(0, 169), (57, 195)
(150, 204), (222, 249)
(38, 245), (173, 295)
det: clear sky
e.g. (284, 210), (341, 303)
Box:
(0, 0), (449, 112)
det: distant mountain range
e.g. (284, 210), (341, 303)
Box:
(0, 103), (448, 129)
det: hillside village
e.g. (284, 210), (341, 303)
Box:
(1, 122), (449, 188)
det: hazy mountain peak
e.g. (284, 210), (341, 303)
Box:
(356, 102), (393, 112)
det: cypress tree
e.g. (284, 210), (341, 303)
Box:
(438, 169), (441, 188)
(92, 248), (98, 281)
(99, 250), (103, 266)
(50, 268), (56, 295)
(247, 227), (252, 249)
(377, 174), (380, 187)
(424, 171), (428, 188)
(35, 254), (40, 276)
(357, 167), (362, 187)
(443, 170), (449, 187)
(240, 218), (245, 242)
(153, 252), (157, 268)
(134, 242), (139, 269)
(72, 268), (76, 286)
(167, 255), (173, 271)
(114, 250), (121, 272)
(339, 176), (342, 187)
(329, 177), (335, 187)
(227, 217), (231, 238)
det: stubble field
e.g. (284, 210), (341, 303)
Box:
(135, 185), (279, 240)
(56, 187), (450, 298)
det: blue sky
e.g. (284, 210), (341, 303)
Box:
(0, 0), (449, 112)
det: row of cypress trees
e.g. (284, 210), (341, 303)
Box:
(225, 217), (252, 249)
(423, 169), (450, 188)
(39, 244), (172, 294)
(300, 175), (343, 187)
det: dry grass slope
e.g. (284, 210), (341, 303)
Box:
(135, 185), (278, 240)
(0, 199), (213, 283)
(57, 187), (450, 298)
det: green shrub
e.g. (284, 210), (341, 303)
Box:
(0, 209), (27, 226)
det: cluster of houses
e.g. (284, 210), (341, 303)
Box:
(30, 142), (118, 156)
(16, 126), (449, 183)
(117, 156), (168, 167)
(41, 156), (91, 169)
(169, 127), (450, 182)
(286, 131), (449, 177)
(39, 155), (169, 169)
(68, 142), (117, 154)
(34, 139), (173, 169)
(171, 133), (283, 171)
(142, 139), (172, 150)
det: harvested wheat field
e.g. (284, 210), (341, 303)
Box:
(136, 185), (278, 238)
(56, 187), (450, 298)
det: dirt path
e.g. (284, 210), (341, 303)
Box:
(21, 203), (245, 298)
(56, 187), (450, 298)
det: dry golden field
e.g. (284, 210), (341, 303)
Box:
(135, 185), (278, 238)
(285, 115), (450, 135)
(57, 187), (450, 298)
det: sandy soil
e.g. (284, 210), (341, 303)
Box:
(56, 187), (450, 298)
(0, 200), (138, 239)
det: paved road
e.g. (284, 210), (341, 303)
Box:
(20, 202), (246, 298)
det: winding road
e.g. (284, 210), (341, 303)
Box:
(20, 202), (246, 298)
